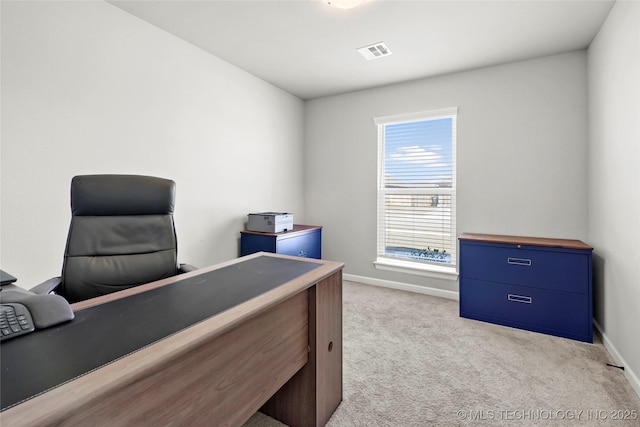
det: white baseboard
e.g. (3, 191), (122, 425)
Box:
(593, 319), (640, 399)
(343, 273), (459, 301)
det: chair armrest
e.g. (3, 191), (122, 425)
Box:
(30, 277), (62, 295)
(178, 263), (198, 274)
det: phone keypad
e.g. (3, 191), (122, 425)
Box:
(1, 303), (35, 341)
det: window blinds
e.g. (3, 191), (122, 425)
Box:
(375, 108), (457, 266)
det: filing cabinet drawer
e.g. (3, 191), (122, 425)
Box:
(240, 225), (322, 259)
(277, 229), (321, 259)
(460, 279), (591, 341)
(460, 242), (589, 294)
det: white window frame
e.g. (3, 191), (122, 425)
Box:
(374, 108), (458, 281)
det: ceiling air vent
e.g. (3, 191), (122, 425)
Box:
(357, 42), (392, 60)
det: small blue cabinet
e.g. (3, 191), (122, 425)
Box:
(459, 233), (593, 343)
(240, 225), (322, 259)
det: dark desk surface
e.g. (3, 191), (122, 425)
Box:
(1, 255), (321, 411)
(0, 269), (17, 286)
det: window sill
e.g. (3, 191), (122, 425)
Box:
(374, 258), (458, 281)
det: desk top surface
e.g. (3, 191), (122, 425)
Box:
(240, 224), (321, 237)
(0, 254), (337, 411)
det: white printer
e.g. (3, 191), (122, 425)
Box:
(247, 212), (294, 233)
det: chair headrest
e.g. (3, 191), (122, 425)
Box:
(71, 175), (176, 216)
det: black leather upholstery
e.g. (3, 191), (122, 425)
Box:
(70, 174), (175, 216)
(32, 175), (194, 303)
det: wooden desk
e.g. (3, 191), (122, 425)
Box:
(0, 253), (344, 426)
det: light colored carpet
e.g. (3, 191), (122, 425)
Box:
(244, 281), (640, 426)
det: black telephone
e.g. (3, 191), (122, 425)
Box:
(0, 289), (74, 341)
(1, 303), (36, 340)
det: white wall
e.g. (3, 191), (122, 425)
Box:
(588, 0), (640, 396)
(305, 51), (589, 293)
(0, 1), (305, 287)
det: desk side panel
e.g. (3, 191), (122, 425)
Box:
(262, 270), (343, 426)
(1, 291), (309, 427)
(317, 270), (343, 423)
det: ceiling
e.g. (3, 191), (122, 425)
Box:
(109, 0), (615, 100)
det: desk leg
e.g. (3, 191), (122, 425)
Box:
(262, 271), (343, 426)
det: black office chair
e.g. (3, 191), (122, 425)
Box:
(31, 175), (197, 303)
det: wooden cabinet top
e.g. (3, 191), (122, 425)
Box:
(458, 232), (592, 251)
(240, 224), (322, 237)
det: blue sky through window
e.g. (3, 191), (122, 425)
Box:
(384, 117), (453, 188)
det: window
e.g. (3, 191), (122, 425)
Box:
(374, 108), (457, 279)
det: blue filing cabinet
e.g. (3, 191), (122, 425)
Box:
(459, 233), (593, 343)
(240, 225), (322, 259)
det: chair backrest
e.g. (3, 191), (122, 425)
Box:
(60, 175), (179, 303)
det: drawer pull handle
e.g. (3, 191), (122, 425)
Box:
(507, 257), (531, 266)
(508, 294), (532, 304)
